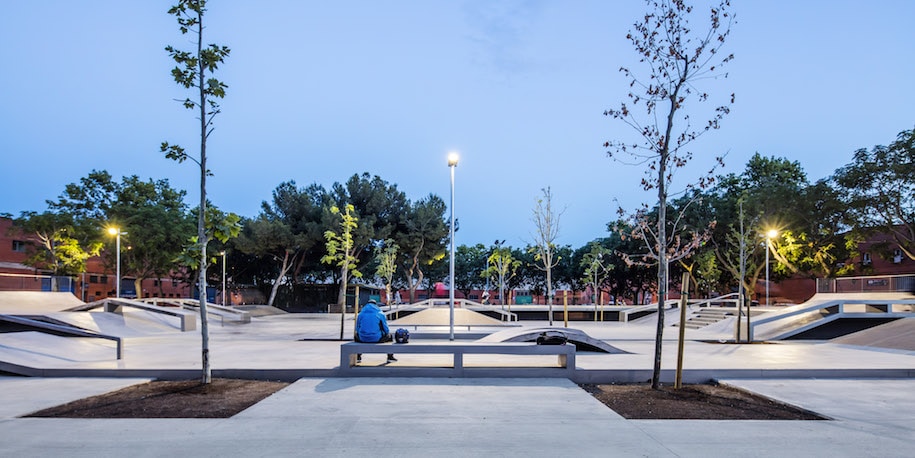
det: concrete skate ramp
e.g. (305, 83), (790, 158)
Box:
(477, 327), (630, 354)
(0, 291), (84, 314)
(749, 292), (915, 341)
(831, 317), (915, 351)
(42, 311), (185, 337)
(389, 308), (516, 327)
(0, 331), (117, 368)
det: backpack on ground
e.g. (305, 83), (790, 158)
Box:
(536, 331), (568, 345)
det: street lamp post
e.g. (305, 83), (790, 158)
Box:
(765, 229), (778, 306)
(448, 152), (459, 341)
(107, 227), (126, 298)
(220, 251), (227, 306)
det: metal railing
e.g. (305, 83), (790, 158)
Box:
(817, 274), (915, 294)
(0, 313), (122, 359)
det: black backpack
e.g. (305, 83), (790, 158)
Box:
(536, 331), (568, 345)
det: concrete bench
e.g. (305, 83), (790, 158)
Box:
(339, 342), (575, 377)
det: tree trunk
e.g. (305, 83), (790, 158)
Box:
(546, 259), (553, 326)
(195, 11), (211, 385)
(651, 86), (679, 389)
(404, 256), (423, 303)
(266, 251), (291, 308)
(338, 264), (348, 340)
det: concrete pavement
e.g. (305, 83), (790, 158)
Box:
(0, 376), (913, 457)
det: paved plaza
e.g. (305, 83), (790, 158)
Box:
(0, 293), (913, 456)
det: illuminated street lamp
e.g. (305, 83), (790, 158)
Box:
(219, 251), (227, 305)
(765, 229), (778, 306)
(448, 152), (459, 341)
(107, 227), (127, 298)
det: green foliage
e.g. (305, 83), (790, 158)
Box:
(482, 244), (521, 305)
(834, 127), (915, 260)
(175, 206), (241, 271)
(323, 204), (362, 312)
(394, 193), (449, 302)
(322, 204), (361, 277)
(453, 243), (487, 296)
(580, 243), (614, 302)
(374, 239), (398, 303)
(14, 211), (102, 276)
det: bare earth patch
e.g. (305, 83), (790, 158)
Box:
(25, 378), (289, 419)
(581, 383), (826, 420)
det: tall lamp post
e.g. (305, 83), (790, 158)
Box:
(765, 229), (778, 306)
(219, 251), (227, 306)
(448, 152), (459, 341)
(107, 227), (126, 298)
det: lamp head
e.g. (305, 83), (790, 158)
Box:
(447, 152), (459, 167)
(107, 227), (118, 236)
(766, 229), (779, 239)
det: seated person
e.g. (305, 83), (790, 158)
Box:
(355, 299), (396, 362)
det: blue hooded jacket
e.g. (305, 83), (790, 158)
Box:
(355, 301), (390, 343)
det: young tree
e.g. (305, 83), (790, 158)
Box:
(322, 204), (361, 340)
(374, 239), (399, 305)
(604, 0), (734, 389)
(530, 187), (563, 325)
(482, 243), (521, 310)
(581, 243), (614, 305)
(160, 0), (230, 384)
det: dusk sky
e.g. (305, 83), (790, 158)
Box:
(2, 1), (913, 248)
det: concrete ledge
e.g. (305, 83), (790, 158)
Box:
(104, 299), (197, 332)
(339, 342), (576, 377)
(3, 356), (912, 383)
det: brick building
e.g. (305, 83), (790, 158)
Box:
(0, 216), (193, 302)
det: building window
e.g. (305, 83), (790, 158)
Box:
(153, 279), (160, 287)
(89, 275), (99, 284)
(12, 240), (27, 252)
(893, 249), (903, 264)
(172, 279), (179, 288)
(862, 252), (872, 265)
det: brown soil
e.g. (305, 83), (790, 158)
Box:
(581, 383), (826, 420)
(25, 378), (289, 419)
(24, 379), (825, 420)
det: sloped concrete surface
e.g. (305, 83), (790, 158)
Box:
(832, 317), (915, 351)
(0, 291), (85, 314)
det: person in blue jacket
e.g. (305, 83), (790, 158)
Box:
(355, 299), (396, 362)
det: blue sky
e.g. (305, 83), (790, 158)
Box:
(1, 1), (913, 248)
